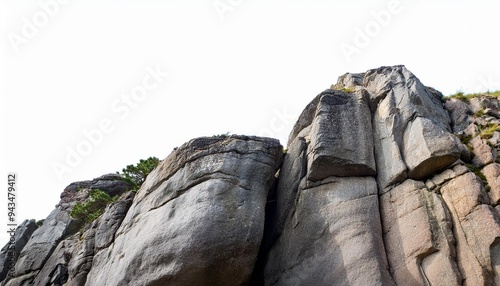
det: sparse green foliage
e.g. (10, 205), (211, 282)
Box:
(465, 163), (488, 185)
(70, 189), (117, 224)
(340, 87), (355, 93)
(487, 90), (500, 98)
(475, 109), (486, 117)
(212, 132), (231, 138)
(443, 90), (500, 102)
(118, 157), (160, 188)
(480, 123), (500, 139)
(461, 135), (473, 146)
(35, 219), (44, 227)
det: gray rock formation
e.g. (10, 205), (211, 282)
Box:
(265, 177), (393, 285)
(307, 89), (376, 180)
(3, 65), (500, 286)
(361, 65), (460, 189)
(60, 173), (133, 204)
(13, 207), (74, 280)
(86, 135), (282, 286)
(1, 174), (134, 286)
(0, 220), (37, 281)
(402, 116), (460, 179)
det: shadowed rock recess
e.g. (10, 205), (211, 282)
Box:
(2, 65), (500, 286)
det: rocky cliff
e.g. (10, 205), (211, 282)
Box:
(2, 65), (500, 286)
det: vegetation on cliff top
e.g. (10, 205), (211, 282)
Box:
(444, 90), (500, 101)
(70, 189), (117, 225)
(117, 156), (160, 190)
(70, 157), (160, 226)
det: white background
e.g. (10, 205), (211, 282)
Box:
(1, 0), (500, 244)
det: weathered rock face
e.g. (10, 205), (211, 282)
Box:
(363, 65), (461, 189)
(261, 65), (499, 285)
(0, 174), (134, 286)
(265, 177), (392, 285)
(60, 173), (134, 204)
(86, 135), (283, 286)
(3, 65), (500, 286)
(307, 89), (376, 180)
(380, 179), (461, 285)
(0, 220), (37, 282)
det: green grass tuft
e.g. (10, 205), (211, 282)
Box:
(480, 123), (500, 139)
(443, 90), (500, 102)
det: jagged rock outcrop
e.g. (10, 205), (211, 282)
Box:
(0, 174), (134, 286)
(0, 220), (38, 282)
(2, 65), (500, 286)
(85, 136), (283, 285)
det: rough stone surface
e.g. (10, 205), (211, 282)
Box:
(445, 98), (472, 132)
(489, 131), (500, 146)
(265, 177), (394, 286)
(307, 90), (376, 181)
(0, 220), (37, 281)
(32, 238), (73, 285)
(85, 135), (283, 286)
(372, 104), (408, 190)
(403, 117), (460, 179)
(266, 128), (308, 248)
(94, 191), (135, 251)
(380, 179), (461, 285)
(65, 224), (96, 286)
(429, 163), (468, 187)
(13, 208), (74, 278)
(332, 72), (364, 89)
(483, 163), (500, 205)
(471, 135), (496, 167)
(441, 172), (500, 285)
(464, 122), (480, 138)
(60, 173), (134, 204)
(362, 65), (458, 189)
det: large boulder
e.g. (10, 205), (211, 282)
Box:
(85, 135), (283, 286)
(307, 89), (376, 181)
(402, 117), (460, 179)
